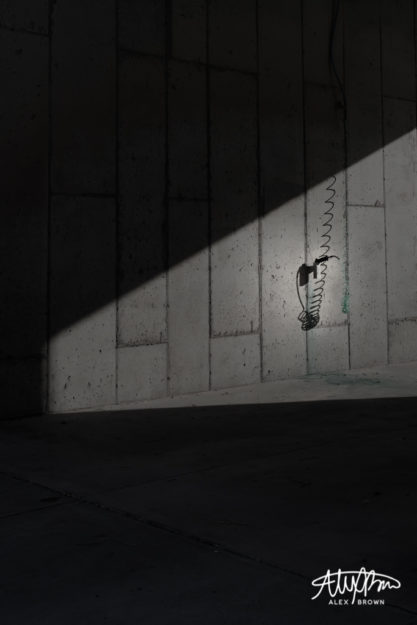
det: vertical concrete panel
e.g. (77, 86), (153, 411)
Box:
(211, 335), (260, 390)
(259, 0), (306, 380)
(348, 206), (387, 368)
(172, 0), (206, 63)
(118, 54), (167, 346)
(345, 0), (383, 207)
(119, 0), (165, 55)
(304, 83), (349, 373)
(381, 0), (415, 100)
(49, 197), (116, 412)
(118, 344), (167, 402)
(209, 0), (256, 72)
(210, 70), (259, 337)
(384, 98), (417, 322)
(0, 31), (48, 415)
(168, 61), (207, 199)
(389, 320), (417, 363)
(0, 0), (48, 33)
(52, 0), (115, 194)
(169, 201), (209, 395)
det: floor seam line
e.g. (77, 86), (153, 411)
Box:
(0, 468), (308, 582)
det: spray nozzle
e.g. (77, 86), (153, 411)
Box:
(314, 254), (340, 265)
(298, 255), (340, 287)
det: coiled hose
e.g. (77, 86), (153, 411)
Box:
(297, 176), (339, 331)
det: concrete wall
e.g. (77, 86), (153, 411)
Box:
(2, 0), (417, 415)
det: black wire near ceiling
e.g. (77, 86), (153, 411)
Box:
(329, 0), (346, 113)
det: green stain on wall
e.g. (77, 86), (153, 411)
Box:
(326, 374), (380, 386)
(342, 287), (349, 314)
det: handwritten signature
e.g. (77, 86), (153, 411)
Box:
(311, 568), (401, 604)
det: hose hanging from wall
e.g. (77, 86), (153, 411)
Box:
(296, 0), (344, 331)
(297, 176), (340, 331)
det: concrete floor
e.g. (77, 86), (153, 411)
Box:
(1, 363), (417, 624)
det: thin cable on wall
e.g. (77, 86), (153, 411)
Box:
(329, 0), (346, 114)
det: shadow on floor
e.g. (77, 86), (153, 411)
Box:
(0, 397), (417, 624)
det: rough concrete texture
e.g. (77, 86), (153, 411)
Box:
(210, 334), (260, 390)
(117, 344), (167, 403)
(262, 199), (306, 380)
(384, 98), (417, 323)
(168, 201), (209, 396)
(1, 371), (417, 622)
(389, 319), (417, 364)
(307, 325), (349, 375)
(49, 197), (116, 412)
(2, 0), (417, 416)
(100, 361), (417, 411)
(348, 206), (388, 369)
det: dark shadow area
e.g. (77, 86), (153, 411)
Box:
(1, 0), (416, 414)
(0, 396), (417, 622)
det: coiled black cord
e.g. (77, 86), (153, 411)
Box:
(297, 176), (339, 331)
